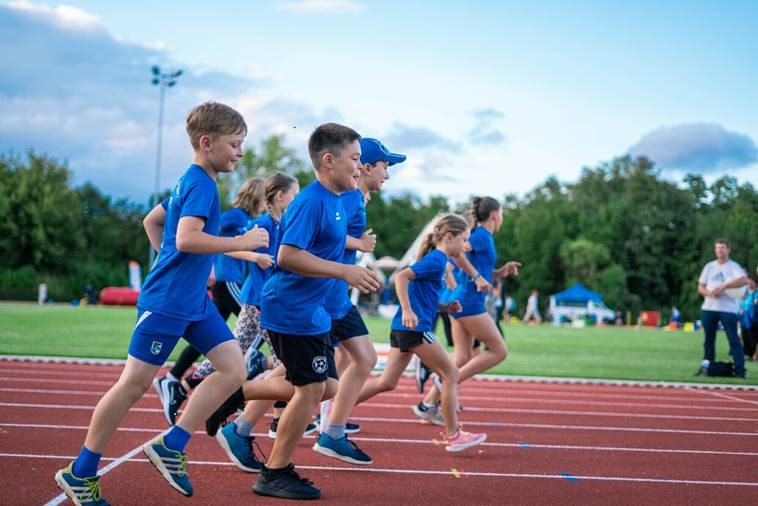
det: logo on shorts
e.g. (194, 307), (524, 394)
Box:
(312, 355), (328, 374)
(150, 341), (163, 355)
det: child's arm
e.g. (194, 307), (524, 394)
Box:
(494, 261), (521, 278)
(346, 229), (377, 253)
(143, 204), (167, 253)
(444, 262), (457, 290)
(394, 268), (418, 329)
(451, 253), (491, 292)
(277, 245), (381, 293)
(225, 250), (275, 269)
(176, 216), (268, 254)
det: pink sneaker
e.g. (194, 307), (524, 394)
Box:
(444, 428), (486, 452)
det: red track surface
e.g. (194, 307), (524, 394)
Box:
(2, 359), (757, 505)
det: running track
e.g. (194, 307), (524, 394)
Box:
(1, 358), (757, 505)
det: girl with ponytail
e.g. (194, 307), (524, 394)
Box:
(355, 214), (487, 452)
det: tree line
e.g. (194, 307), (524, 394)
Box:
(1, 138), (755, 320)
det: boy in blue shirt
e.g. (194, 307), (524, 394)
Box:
(55, 102), (269, 505)
(253, 123), (381, 500)
(313, 137), (406, 466)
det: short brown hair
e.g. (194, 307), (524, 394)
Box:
(186, 102), (247, 150)
(307, 123), (360, 170)
(715, 238), (731, 249)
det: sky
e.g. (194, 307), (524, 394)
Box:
(1, 0), (756, 204)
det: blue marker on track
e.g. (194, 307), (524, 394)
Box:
(560, 472), (578, 483)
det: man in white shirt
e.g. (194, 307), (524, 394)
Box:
(523, 290), (542, 323)
(697, 239), (748, 378)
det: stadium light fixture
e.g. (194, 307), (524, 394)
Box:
(149, 65), (183, 267)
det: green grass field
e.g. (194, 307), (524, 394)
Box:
(1, 303), (755, 385)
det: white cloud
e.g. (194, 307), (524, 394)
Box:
(275, 0), (365, 14)
(8, 0), (102, 30)
(629, 123), (758, 173)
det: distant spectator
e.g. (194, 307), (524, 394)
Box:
(523, 289), (542, 324)
(696, 239), (748, 378)
(671, 306), (682, 328)
(740, 277), (758, 360)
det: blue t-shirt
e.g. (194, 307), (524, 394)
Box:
(138, 164), (220, 320)
(325, 189), (366, 319)
(391, 249), (449, 333)
(239, 213), (280, 307)
(439, 264), (461, 305)
(260, 181), (347, 335)
(452, 226), (496, 306)
(213, 207), (252, 284)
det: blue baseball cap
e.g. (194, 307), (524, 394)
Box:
(360, 138), (406, 166)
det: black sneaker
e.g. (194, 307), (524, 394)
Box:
(268, 418), (318, 439)
(252, 464), (320, 500)
(153, 376), (188, 426)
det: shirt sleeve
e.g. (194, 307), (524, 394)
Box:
(160, 196), (169, 210)
(411, 252), (445, 281)
(220, 208), (247, 233)
(469, 228), (488, 253)
(280, 197), (319, 251)
(698, 263), (709, 285)
(180, 179), (215, 220)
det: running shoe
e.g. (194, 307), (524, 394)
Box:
(253, 464), (320, 500)
(312, 432), (372, 465)
(268, 418), (318, 439)
(142, 435), (193, 496)
(205, 398), (242, 437)
(216, 423), (262, 473)
(443, 427), (486, 452)
(415, 357), (432, 393)
(54, 462), (110, 506)
(153, 376), (187, 426)
(245, 348), (268, 380)
(412, 402), (445, 426)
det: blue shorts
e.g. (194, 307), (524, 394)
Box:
(128, 309), (235, 366)
(451, 298), (487, 318)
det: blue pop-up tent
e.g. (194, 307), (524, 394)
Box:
(553, 283), (604, 305)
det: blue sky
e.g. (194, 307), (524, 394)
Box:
(1, 0), (756, 203)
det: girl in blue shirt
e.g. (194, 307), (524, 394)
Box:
(416, 197), (521, 420)
(356, 214), (487, 452)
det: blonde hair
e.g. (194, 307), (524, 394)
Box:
(233, 177), (265, 216)
(417, 214), (470, 260)
(186, 101), (247, 150)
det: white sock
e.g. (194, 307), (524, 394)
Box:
(319, 399), (332, 433)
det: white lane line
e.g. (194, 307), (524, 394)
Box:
(4, 399), (757, 423)
(5, 386), (756, 413)
(41, 434), (161, 506)
(705, 390), (758, 407)
(5, 356), (757, 391)
(9, 452), (757, 490)
(4, 416), (758, 439)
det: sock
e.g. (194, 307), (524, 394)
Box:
(164, 425), (191, 452)
(326, 423), (346, 440)
(234, 417), (254, 437)
(72, 446), (101, 477)
(319, 399), (332, 432)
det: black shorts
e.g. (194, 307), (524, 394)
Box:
(331, 305), (369, 344)
(267, 331), (338, 386)
(212, 281), (242, 321)
(390, 330), (438, 353)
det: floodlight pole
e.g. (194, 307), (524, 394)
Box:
(149, 66), (182, 267)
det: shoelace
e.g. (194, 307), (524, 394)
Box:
(283, 464), (314, 486)
(250, 437), (267, 462)
(172, 451), (188, 477)
(83, 476), (102, 501)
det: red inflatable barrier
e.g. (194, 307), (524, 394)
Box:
(100, 287), (140, 306)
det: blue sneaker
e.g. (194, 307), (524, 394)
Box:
(312, 432), (372, 465)
(216, 423), (262, 473)
(54, 462), (110, 506)
(142, 435), (193, 496)
(245, 348), (268, 380)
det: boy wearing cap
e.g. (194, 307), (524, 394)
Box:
(252, 123), (381, 500)
(313, 138), (406, 465)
